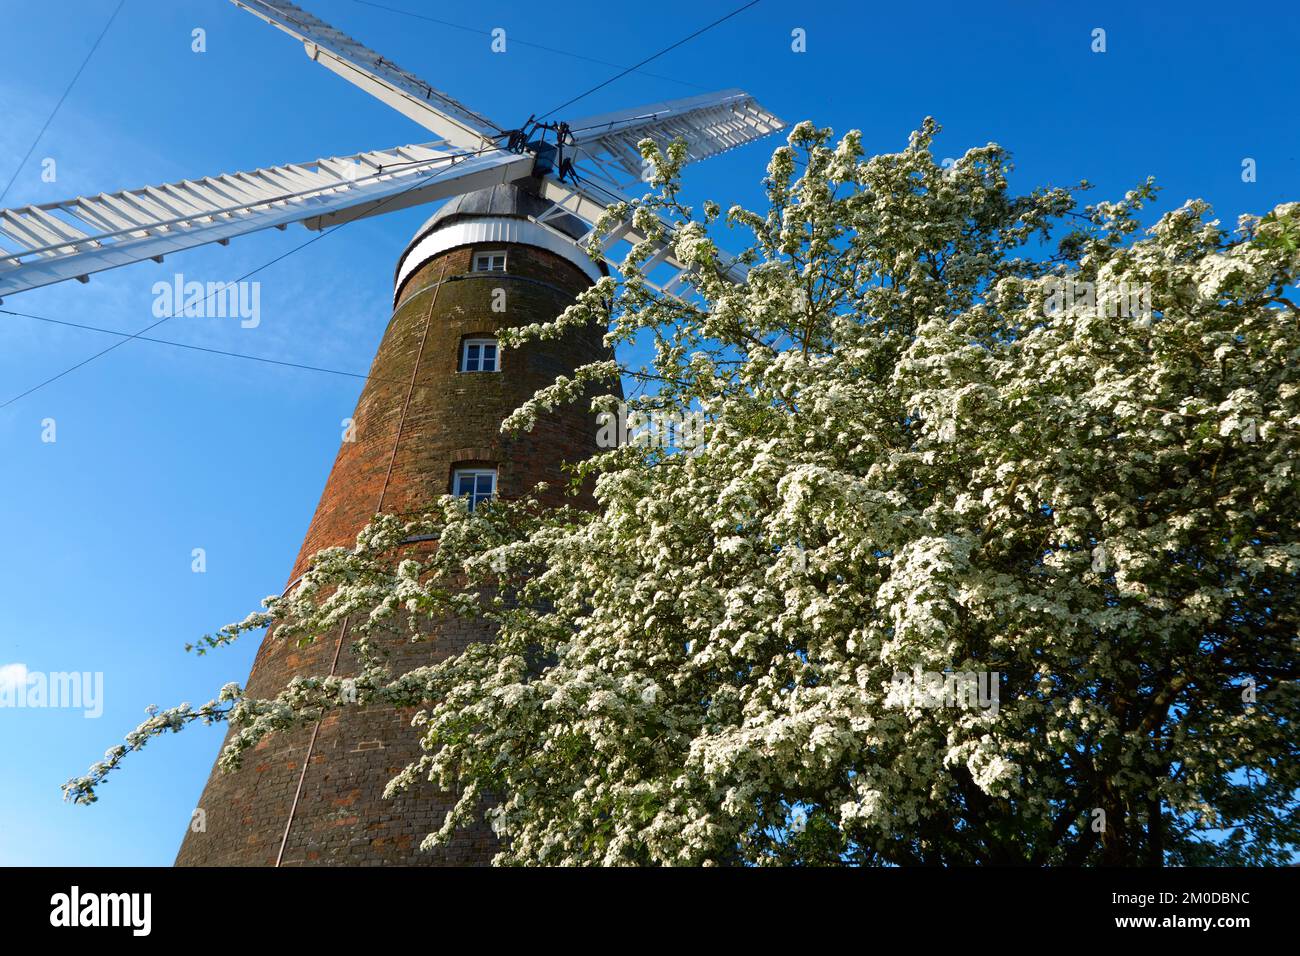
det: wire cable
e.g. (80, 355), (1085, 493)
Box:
(537, 0), (761, 120)
(1, 0), (762, 404)
(351, 0), (707, 91)
(0, 144), (503, 408)
(0, 307), (410, 387)
(0, 0), (126, 204)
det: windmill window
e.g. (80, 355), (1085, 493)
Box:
(472, 250), (507, 272)
(453, 468), (497, 511)
(461, 338), (499, 372)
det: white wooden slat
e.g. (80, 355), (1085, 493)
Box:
(141, 186), (196, 221)
(0, 213), (50, 252)
(229, 0), (502, 151)
(184, 180), (243, 212)
(76, 197), (138, 232)
(0, 144), (535, 298)
(156, 184), (210, 219)
(567, 90), (784, 189)
(119, 190), (174, 225)
(533, 178), (748, 311)
(198, 175), (262, 208)
(27, 207), (91, 243)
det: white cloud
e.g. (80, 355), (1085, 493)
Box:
(0, 662), (29, 692)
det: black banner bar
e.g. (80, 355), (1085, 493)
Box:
(0, 865), (1291, 941)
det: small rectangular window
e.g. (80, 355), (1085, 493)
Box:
(453, 468), (496, 511)
(461, 338), (499, 372)
(472, 251), (507, 272)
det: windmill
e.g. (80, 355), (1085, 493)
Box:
(4, 0), (784, 866)
(0, 0), (783, 303)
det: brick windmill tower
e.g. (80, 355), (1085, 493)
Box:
(0, 1), (781, 864)
(175, 182), (611, 865)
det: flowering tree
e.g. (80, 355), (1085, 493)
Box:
(69, 119), (1300, 866)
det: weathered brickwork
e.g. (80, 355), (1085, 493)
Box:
(175, 230), (613, 866)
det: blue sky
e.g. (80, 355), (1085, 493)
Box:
(0, 0), (1296, 866)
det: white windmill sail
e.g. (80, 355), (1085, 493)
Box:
(565, 89), (785, 191)
(533, 176), (748, 298)
(0, 144), (534, 298)
(0, 1), (784, 305)
(229, 0), (786, 285)
(230, 0), (503, 151)
(516, 92), (785, 295)
(517, 90), (784, 295)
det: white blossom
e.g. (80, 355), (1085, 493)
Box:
(68, 121), (1300, 867)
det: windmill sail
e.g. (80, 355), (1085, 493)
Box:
(0, 2), (784, 302)
(0, 144), (534, 298)
(541, 90), (784, 294)
(230, 0), (503, 151)
(566, 89), (785, 191)
(533, 176), (748, 298)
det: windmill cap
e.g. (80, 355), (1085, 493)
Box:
(394, 180), (603, 301)
(409, 180), (588, 243)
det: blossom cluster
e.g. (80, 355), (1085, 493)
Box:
(70, 120), (1300, 866)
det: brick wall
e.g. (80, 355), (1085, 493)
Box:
(174, 237), (614, 866)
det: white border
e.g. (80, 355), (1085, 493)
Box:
(395, 216), (602, 302)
